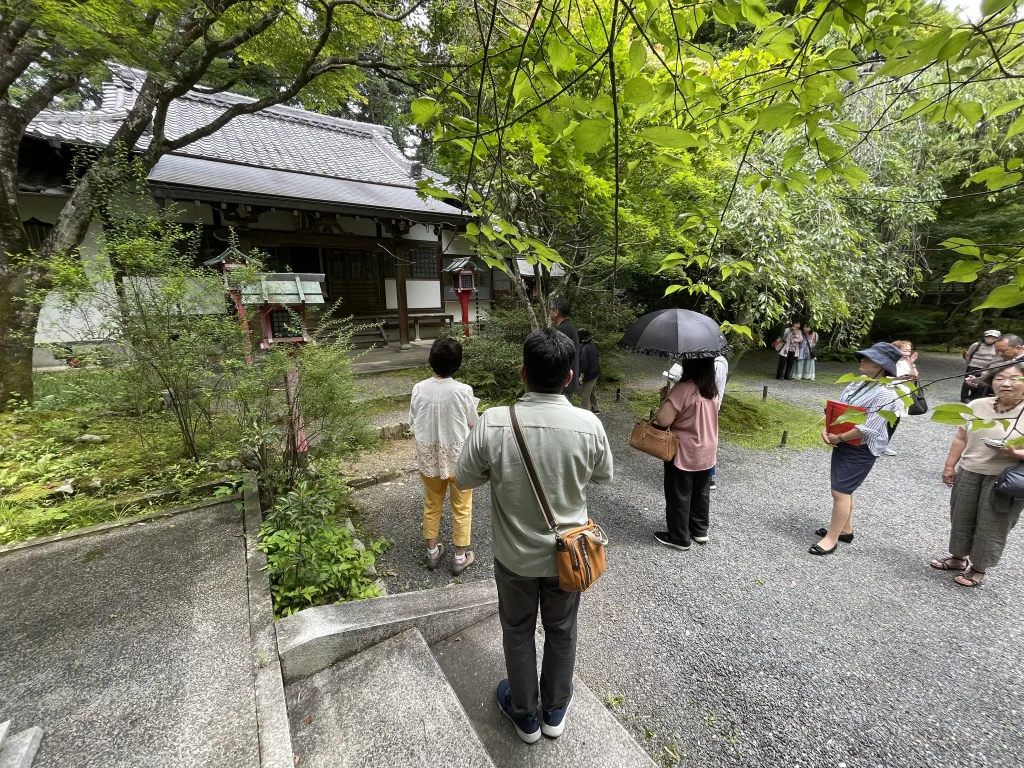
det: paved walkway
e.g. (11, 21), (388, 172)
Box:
(356, 350), (1024, 767)
(0, 503), (259, 768)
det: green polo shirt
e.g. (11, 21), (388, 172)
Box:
(455, 392), (614, 577)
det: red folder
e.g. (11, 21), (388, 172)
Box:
(825, 400), (865, 447)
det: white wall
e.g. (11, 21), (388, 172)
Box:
(445, 298), (486, 323)
(385, 279), (442, 310)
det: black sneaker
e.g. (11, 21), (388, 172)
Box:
(709, 477), (717, 491)
(654, 531), (691, 551)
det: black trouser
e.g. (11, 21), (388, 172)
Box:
(961, 367), (992, 403)
(494, 558), (580, 718)
(664, 462), (712, 546)
(776, 353), (796, 380)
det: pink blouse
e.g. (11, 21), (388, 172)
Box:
(665, 380), (719, 471)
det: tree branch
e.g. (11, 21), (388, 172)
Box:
(331, 0), (429, 23)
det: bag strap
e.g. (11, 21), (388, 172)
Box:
(508, 404), (560, 536)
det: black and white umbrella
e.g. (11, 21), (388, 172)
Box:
(618, 308), (728, 359)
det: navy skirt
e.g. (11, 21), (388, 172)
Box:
(830, 442), (877, 494)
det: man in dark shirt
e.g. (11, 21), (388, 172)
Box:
(549, 297), (579, 399)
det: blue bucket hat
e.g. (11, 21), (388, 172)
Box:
(855, 342), (903, 376)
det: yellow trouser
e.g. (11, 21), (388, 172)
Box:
(421, 473), (473, 547)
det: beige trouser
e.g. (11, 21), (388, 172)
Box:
(579, 377), (599, 412)
(949, 469), (1022, 569)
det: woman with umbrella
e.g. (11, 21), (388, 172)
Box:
(620, 309), (726, 550)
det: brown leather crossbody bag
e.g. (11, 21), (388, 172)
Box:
(508, 404), (607, 592)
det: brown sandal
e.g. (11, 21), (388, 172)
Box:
(930, 557), (968, 571)
(954, 568), (985, 588)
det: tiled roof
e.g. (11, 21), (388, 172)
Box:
(25, 66), (463, 219)
(149, 154), (462, 219)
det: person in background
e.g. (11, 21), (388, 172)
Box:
(932, 364), (1024, 587)
(968, 332), (1024, 394)
(549, 297), (580, 400)
(577, 328), (601, 414)
(710, 354), (728, 490)
(408, 337), (480, 575)
(794, 324), (818, 380)
(961, 330), (1000, 403)
(811, 342), (905, 556)
(653, 357), (720, 549)
(775, 322), (803, 380)
(881, 340), (919, 457)
(455, 328), (613, 744)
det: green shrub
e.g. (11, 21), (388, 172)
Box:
(257, 478), (386, 618)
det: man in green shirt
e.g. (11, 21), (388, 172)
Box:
(455, 327), (613, 744)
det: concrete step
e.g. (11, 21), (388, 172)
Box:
(0, 726), (43, 768)
(286, 628), (496, 768)
(0, 723), (8, 750)
(431, 616), (657, 768)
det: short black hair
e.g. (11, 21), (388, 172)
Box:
(428, 337), (463, 377)
(550, 297), (571, 318)
(578, 328), (591, 343)
(523, 328), (575, 392)
(998, 333), (1024, 347)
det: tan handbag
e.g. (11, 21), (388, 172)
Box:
(630, 415), (679, 461)
(509, 404), (607, 592)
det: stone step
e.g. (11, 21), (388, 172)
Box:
(431, 616), (658, 768)
(0, 723), (8, 750)
(286, 628), (496, 768)
(0, 727), (43, 768)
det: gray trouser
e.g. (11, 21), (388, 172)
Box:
(494, 558), (580, 718)
(579, 377), (599, 411)
(950, 469), (1023, 569)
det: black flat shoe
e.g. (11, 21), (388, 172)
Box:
(814, 527), (853, 543)
(808, 543), (838, 556)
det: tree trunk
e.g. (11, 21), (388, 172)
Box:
(0, 238), (40, 407)
(508, 257), (539, 331)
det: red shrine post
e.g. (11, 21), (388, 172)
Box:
(241, 271), (327, 458)
(443, 258), (480, 338)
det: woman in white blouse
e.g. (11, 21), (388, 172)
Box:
(408, 337), (480, 575)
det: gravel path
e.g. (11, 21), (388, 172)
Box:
(355, 349), (1024, 767)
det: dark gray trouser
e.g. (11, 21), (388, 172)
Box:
(950, 469), (1023, 569)
(494, 558), (580, 718)
(579, 377), (599, 412)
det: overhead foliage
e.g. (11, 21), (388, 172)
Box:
(410, 0), (1024, 339)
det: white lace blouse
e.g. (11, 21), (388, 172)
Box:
(408, 377), (480, 478)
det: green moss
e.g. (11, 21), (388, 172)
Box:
(624, 387), (825, 451)
(0, 407), (240, 545)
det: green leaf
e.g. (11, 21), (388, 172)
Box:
(740, 0), (769, 26)
(958, 101), (984, 126)
(637, 126), (700, 148)
(753, 103), (799, 131)
(574, 118), (611, 153)
(981, 0), (1015, 15)
(841, 165), (870, 188)
(877, 409), (900, 427)
(1004, 113), (1024, 144)
(623, 76), (655, 105)
(629, 40), (647, 74)
(410, 97), (439, 125)
(941, 237), (981, 257)
(944, 260), (985, 283)
(709, 288), (723, 306)
(990, 99), (1024, 119)
(664, 284), (684, 296)
(974, 283), (1024, 310)
(833, 411), (866, 425)
(546, 37), (572, 74)
(930, 403), (973, 426)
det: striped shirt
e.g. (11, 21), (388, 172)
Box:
(839, 381), (906, 457)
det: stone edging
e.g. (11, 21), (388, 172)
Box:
(241, 472), (294, 768)
(346, 467), (417, 490)
(0, 494), (241, 558)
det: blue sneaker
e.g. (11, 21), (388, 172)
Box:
(542, 685), (574, 738)
(496, 679), (541, 744)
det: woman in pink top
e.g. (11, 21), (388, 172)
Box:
(652, 357), (720, 550)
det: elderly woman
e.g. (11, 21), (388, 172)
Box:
(930, 363), (1024, 587)
(811, 342), (905, 556)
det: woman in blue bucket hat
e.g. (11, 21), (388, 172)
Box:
(810, 342), (907, 556)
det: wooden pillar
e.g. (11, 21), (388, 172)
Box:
(396, 243), (412, 350)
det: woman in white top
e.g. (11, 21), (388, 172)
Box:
(931, 364), (1024, 587)
(408, 338), (479, 575)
